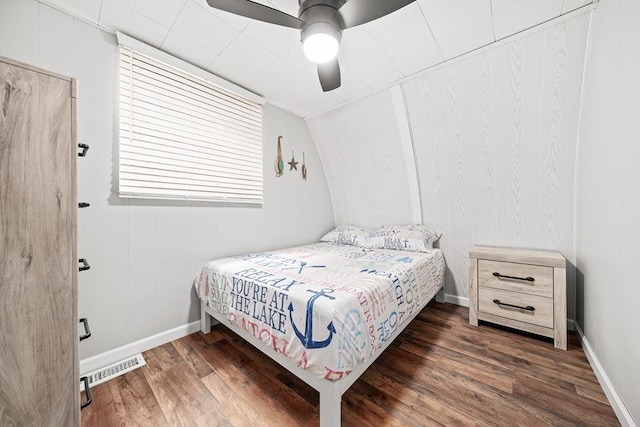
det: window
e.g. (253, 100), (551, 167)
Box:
(118, 33), (264, 204)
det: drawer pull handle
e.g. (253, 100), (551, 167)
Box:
(78, 143), (89, 157)
(492, 272), (535, 282)
(80, 376), (92, 409)
(79, 258), (91, 272)
(493, 299), (535, 311)
(79, 318), (91, 341)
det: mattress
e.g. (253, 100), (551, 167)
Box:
(193, 242), (445, 380)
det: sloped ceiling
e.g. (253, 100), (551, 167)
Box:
(39, 0), (593, 117)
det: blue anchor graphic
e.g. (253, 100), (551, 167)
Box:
(283, 261), (326, 274)
(288, 288), (336, 349)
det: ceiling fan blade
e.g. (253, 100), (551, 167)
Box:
(206, 0), (303, 29)
(317, 59), (341, 92)
(337, 0), (416, 29)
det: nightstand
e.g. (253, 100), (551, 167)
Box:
(468, 245), (567, 350)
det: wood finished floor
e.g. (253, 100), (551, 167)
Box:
(81, 302), (619, 426)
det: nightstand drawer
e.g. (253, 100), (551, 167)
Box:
(478, 287), (553, 328)
(478, 259), (553, 297)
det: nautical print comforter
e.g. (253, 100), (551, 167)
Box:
(193, 242), (445, 380)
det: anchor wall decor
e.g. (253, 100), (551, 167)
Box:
(288, 288), (336, 349)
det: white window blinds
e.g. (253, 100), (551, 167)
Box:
(119, 43), (263, 204)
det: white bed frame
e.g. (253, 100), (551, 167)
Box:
(200, 285), (444, 426)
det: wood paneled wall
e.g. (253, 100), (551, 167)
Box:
(308, 13), (590, 319)
(575, 0), (640, 422)
(306, 89), (418, 229)
(404, 13), (589, 308)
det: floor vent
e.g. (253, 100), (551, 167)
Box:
(81, 354), (146, 390)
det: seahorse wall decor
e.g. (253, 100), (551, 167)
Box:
(275, 136), (284, 177)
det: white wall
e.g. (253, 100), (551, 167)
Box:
(306, 88), (419, 229)
(575, 0), (640, 424)
(308, 13), (590, 315)
(403, 14), (589, 308)
(0, 0), (334, 361)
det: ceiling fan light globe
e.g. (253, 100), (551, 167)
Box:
(303, 33), (339, 63)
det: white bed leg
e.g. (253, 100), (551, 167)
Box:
(200, 302), (211, 334)
(435, 286), (445, 303)
(319, 381), (341, 427)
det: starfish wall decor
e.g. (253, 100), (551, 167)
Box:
(288, 151), (298, 171)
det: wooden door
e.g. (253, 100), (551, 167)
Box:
(0, 57), (78, 426)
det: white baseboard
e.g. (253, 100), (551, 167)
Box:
(444, 293), (469, 307)
(574, 323), (636, 427)
(80, 321), (200, 376)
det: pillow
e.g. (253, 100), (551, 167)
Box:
(321, 225), (370, 246)
(364, 224), (442, 252)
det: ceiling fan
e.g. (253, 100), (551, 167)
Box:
(205, 0), (416, 91)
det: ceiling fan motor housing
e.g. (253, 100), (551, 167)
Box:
(298, 0), (344, 46)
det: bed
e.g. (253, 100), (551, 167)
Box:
(194, 235), (445, 426)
